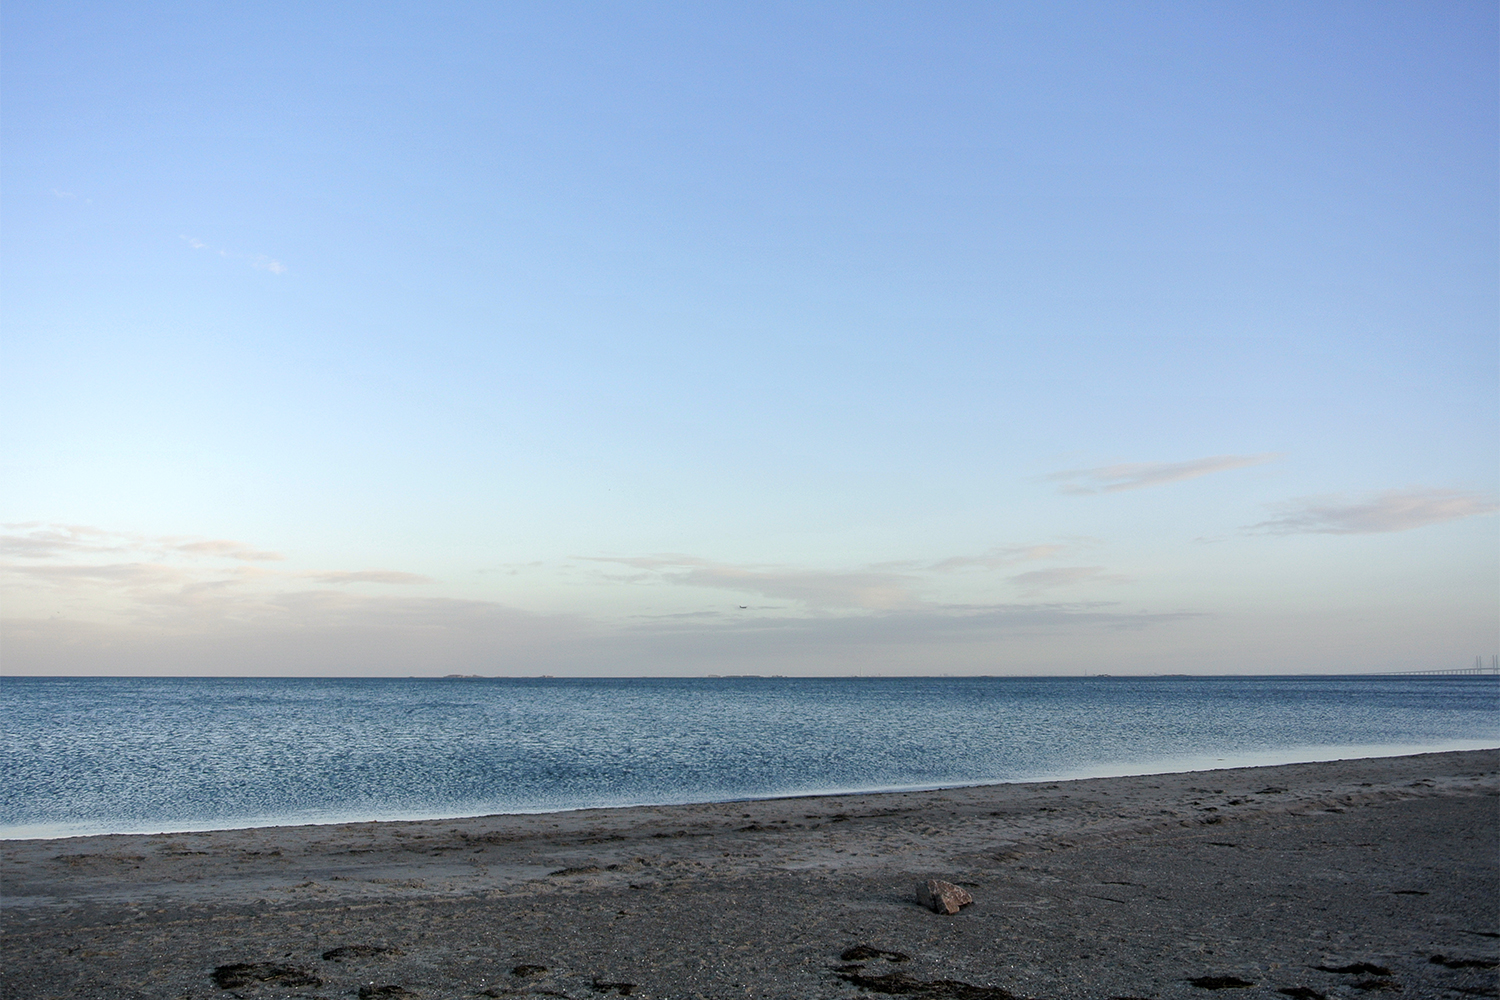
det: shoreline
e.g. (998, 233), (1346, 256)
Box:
(3, 749), (1496, 999)
(6, 738), (1497, 842)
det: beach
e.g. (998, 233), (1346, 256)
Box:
(2, 749), (1495, 1000)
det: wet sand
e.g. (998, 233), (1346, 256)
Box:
(2, 750), (1496, 1000)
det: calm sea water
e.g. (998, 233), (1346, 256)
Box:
(2, 675), (1495, 839)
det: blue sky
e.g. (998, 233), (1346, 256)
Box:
(3, 1), (1495, 675)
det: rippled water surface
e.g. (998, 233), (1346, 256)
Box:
(2, 675), (1495, 837)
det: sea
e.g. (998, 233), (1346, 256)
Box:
(1, 675), (1496, 840)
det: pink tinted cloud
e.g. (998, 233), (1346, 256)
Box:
(1048, 453), (1280, 494)
(305, 570), (433, 585)
(1247, 488), (1498, 535)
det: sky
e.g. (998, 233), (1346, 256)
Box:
(2, 1), (1496, 676)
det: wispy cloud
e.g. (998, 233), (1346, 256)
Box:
(306, 570), (433, 585)
(2, 527), (1192, 675)
(928, 544), (1067, 571)
(590, 554), (922, 610)
(625, 601), (1196, 644)
(173, 540), (284, 561)
(588, 544), (1118, 609)
(10, 561), (192, 588)
(0, 524), (432, 627)
(1047, 453), (1281, 494)
(1007, 566), (1131, 596)
(1247, 488), (1499, 535)
(2, 591), (1199, 677)
(0, 525), (284, 562)
(180, 235), (287, 275)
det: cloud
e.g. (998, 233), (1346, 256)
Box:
(590, 554), (921, 610)
(1007, 566), (1130, 596)
(3, 523), (1190, 677)
(928, 544), (1067, 571)
(1, 525), (140, 559)
(306, 570), (433, 585)
(0, 531), (92, 559)
(1, 589), (1203, 677)
(1047, 453), (1281, 494)
(1, 594), (584, 676)
(1246, 488), (1500, 535)
(8, 561), (191, 588)
(181, 235), (286, 275)
(0, 525), (284, 562)
(0, 524), (432, 631)
(173, 540), (285, 561)
(2, 526), (1201, 676)
(590, 544), (1119, 610)
(624, 600), (1197, 645)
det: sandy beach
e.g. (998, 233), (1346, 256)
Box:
(2, 749), (1495, 1000)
